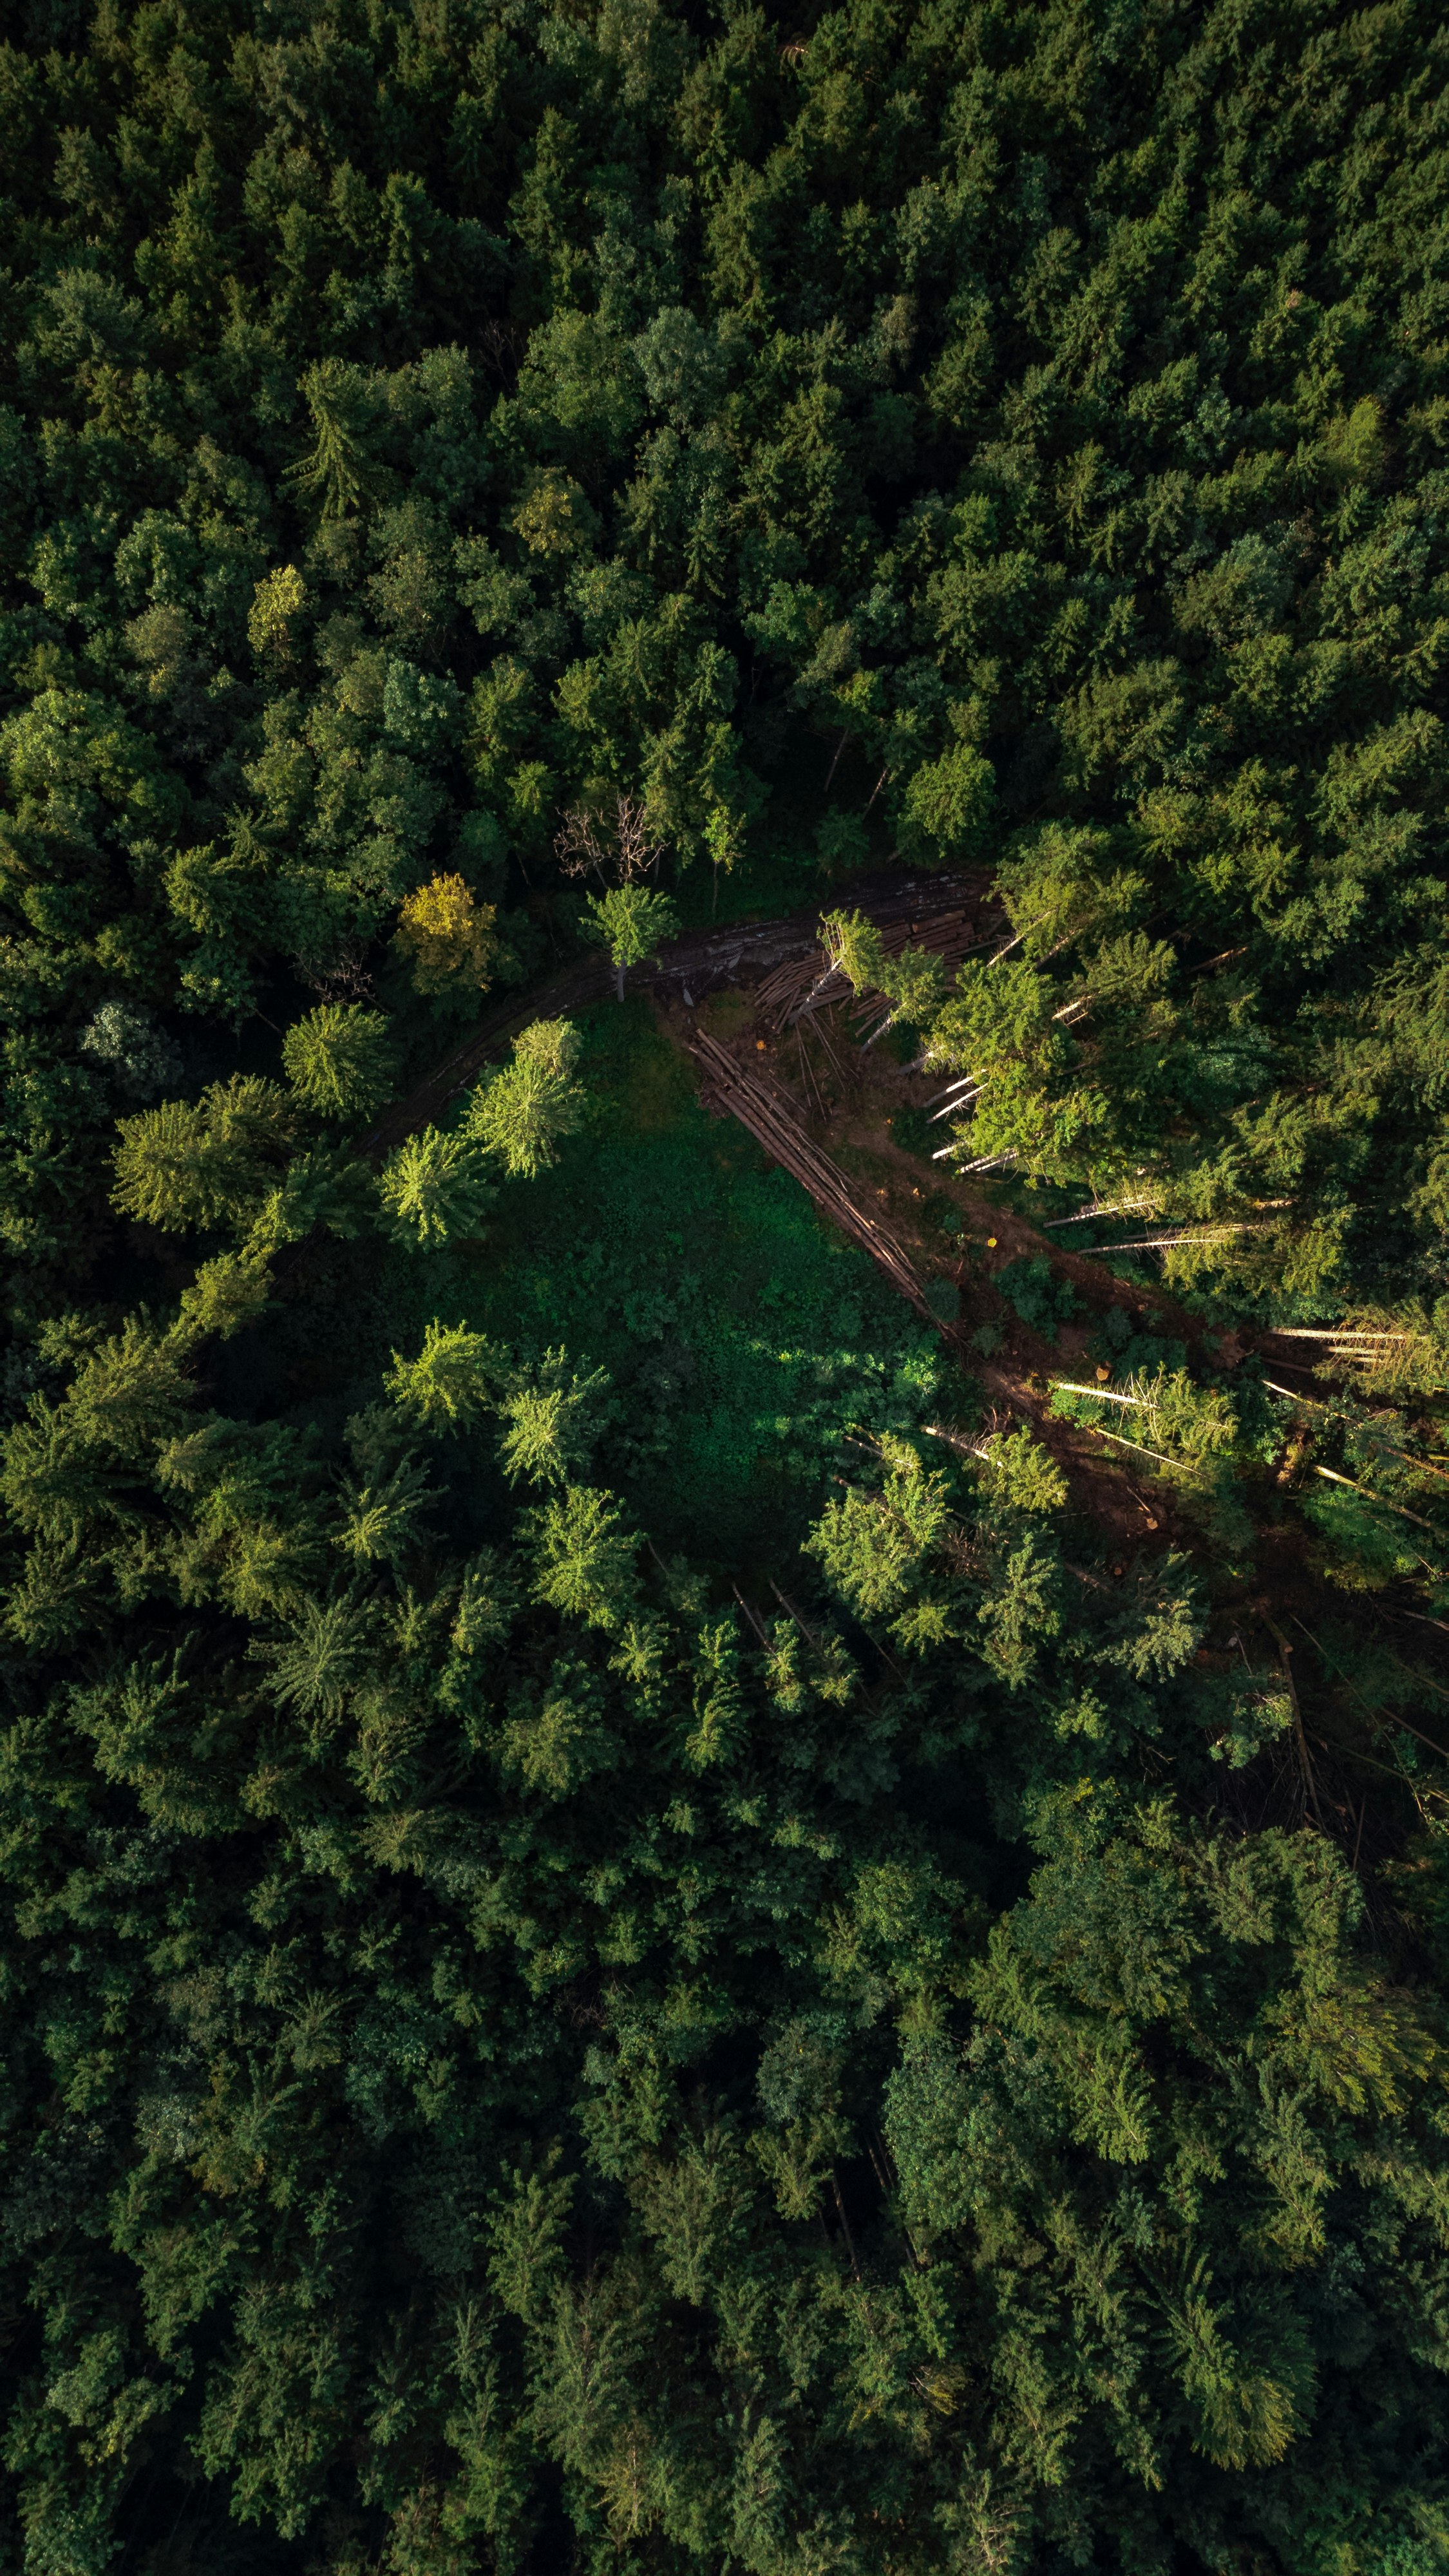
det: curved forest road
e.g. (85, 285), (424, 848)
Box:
(364, 868), (989, 1152)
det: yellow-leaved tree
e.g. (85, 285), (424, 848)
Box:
(393, 873), (499, 1001)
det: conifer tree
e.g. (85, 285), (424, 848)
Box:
(384, 1319), (499, 1427)
(113, 1079), (298, 1234)
(281, 1004), (395, 1127)
(498, 1350), (608, 1485)
(375, 1127), (494, 1249)
(525, 1484), (638, 1627)
(463, 1019), (585, 1177)
(580, 888), (680, 1002)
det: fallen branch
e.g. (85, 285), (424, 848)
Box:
(1074, 1424), (1189, 1473)
(1045, 1198), (1157, 1227)
(1097, 1226), (1265, 1253)
(688, 1030), (938, 1321)
(934, 1146), (1020, 1172)
(1269, 1328), (1410, 1345)
(1052, 1380), (1139, 1404)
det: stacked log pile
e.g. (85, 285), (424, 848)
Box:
(753, 895), (994, 1034)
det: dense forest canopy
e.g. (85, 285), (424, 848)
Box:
(5, 0), (1449, 2571)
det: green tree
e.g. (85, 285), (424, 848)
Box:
(287, 359), (383, 520)
(384, 1318), (500, 1428)
(804, 1437), (949, 1620)
(887, 1787), (1446, 2503)
(525, 1484), (638, 1627)
(580, 888), (679, 1002)
(498, 1350), (608, 1485)
(281, 1004), (395, 1126)
(169, 1250), (274, 1349)
(463, 1019), (585, 1176)
(375, 1127), (494, 1249)
(896, 738), (995, 869)
(112, 1079), (297, 1233)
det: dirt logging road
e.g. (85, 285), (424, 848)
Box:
(365, 869), (991, 1151)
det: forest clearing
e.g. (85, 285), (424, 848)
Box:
(5, 0), (1449, 2570)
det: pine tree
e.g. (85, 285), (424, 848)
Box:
(463, 1019), (585, 1177)
(287, 359), (381, 520)
(524, 1484), (638, 1628)
(113, 1079), (298, 1234)
(497, 1350), (607, 1485)
(384, 1318), (500, 1427)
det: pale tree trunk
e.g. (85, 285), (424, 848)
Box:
(616, 961), (625, 1003)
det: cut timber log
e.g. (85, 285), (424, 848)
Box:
(687, 1029), (939, 1324)
(754, 899), (996, 1032)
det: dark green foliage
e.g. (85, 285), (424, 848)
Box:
(992, 1253), (1081, 1343)
(5, 1312), (1449, 2574)
(5, 1), (1449, 2567)
(1, 0), (1447, 1306)
(890, 1103), (933, 1157)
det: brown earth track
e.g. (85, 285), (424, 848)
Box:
(753, 893), (991, 1031)
(363, 869), (992, 1154)
(681, 1010), (1175, 1552)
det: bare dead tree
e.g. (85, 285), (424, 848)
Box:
(614, 792), (664, 881)
(475, 317), (524, 387)
(299, 942), (376, 1003)
(554, 791), (664, 887)
(554, 804), (611, 884)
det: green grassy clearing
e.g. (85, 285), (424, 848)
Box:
(453, 999), (940, 1569)
(243, 1000), (942, 1575)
